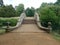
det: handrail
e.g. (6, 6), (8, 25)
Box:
(16, 12), (26, 27)
(34, 12), (52, 33)
(5, 12), (26, 32)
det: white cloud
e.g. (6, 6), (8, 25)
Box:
(3, 0), (57, 9)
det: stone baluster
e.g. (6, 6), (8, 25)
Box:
(48, 22), (52, 33)
(5, 22), (10, 32)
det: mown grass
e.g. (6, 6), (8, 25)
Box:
(0, 29), (5, 34)
(0, 17), (19, 21)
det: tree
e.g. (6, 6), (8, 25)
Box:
(31, 7), (35, 15)
(25, 8), (31, 17)
(5, 5), (17, 17)
(25, 7), (35, 17)
(55, 0), (60, 5)
(37, 3), (60, 34)
(0, 5), (17, 17)
(0, 0), (3, 6)
(15, 4), (24, 16)
(40, 3), (48, 7)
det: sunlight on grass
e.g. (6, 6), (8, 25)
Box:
(0, 29), (5, 34)
(0, 17), (19, 20)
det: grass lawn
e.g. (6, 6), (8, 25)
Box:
(0, 17), (19, 19)
(0, 29), (5, 34)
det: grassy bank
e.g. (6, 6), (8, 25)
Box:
(0, 29), (5, 34)
(52, 32), (60, 41)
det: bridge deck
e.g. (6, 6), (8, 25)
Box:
(12, 24), (45, 33)
(0, 23), (60, 45)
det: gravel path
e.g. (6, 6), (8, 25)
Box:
(0, 24), (60, 45)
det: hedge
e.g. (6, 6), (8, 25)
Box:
(0, 18), (18, 27)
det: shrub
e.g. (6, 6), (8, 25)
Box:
(38, 3), (60, 34)
(0, 18), (18, 26)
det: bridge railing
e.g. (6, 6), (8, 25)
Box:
(16, 12), (26, 27)
(34, 12), (52, 33)
(5, 12), (26, 32)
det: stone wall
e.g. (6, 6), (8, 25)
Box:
(34, 12), (52, 33)
(5, 12), (26, 32)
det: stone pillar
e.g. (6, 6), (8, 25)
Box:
(48, 22), (52, 33)
(5, 22), (10, 32)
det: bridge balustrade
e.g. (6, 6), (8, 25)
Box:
(5, 12), (26, 32)
(34, 12), (52, 33)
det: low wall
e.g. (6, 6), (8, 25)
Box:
(5, 12), (26, 32)
(34, 12), (52, 33)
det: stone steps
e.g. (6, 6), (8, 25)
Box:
(22, 17), (36, 24)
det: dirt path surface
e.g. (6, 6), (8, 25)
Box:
(0, 24), (60, 45)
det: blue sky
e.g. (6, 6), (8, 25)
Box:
(3, 0), (57, 9)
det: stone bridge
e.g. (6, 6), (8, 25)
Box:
(0, 12), (60, 45)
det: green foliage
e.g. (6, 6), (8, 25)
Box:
(38, 3), (60, 34)
(0, 18), (18, 26)
(0, 5), (17, 17)
(55, 0), (60, 5)
(25, 7), (35, 17)
(15, 4), (24, 16)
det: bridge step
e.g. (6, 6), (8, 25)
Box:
(23, 19), (36, 24)
(22, 17), (36, 24)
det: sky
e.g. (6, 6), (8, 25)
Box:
(3, 0), (57, 9)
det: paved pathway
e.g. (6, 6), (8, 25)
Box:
(0, 24), (60, 45)
(12, 24), (44, 33)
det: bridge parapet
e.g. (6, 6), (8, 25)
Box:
(16, 13), (26, 27)
(34, 12), (52, 33)
(5, 12), (26, 32)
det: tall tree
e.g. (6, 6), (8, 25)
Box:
(15, 4), (24, 16)
(31, 7), (35, 16)
(0, 0), (3, 6)
(0, 5), (17, 17)
(55, 0), (60, 5)
(25, 7), (35, 17)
